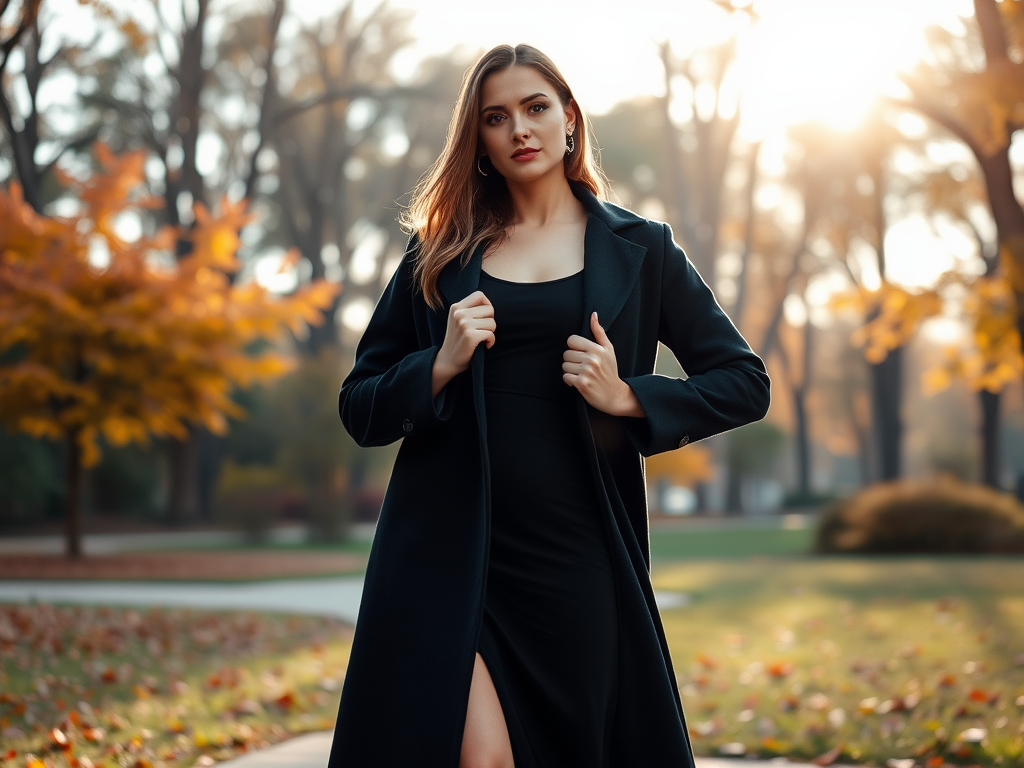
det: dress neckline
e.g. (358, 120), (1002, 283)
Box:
(480, 269), (583, 285)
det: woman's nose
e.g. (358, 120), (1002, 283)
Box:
(509, 114), (530, 141)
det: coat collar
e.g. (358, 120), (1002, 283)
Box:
(437, 180), (648, 338)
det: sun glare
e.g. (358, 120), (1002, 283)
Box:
(735, 1), (972, 140)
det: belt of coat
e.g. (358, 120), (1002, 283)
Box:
(329, 180), (771, 767)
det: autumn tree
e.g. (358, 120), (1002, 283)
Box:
(0, 144), (338, 557)
(914, 162), (1020, 487)
(894, 0), (1024, 381)
(644, 446), (714, 515)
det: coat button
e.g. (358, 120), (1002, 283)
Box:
(678, 435), (689, 448)
(402, 419), (413, 433)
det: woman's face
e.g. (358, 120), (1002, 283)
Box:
(478, 65), (576, 186)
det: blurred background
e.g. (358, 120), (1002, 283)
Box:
(2, 1), (1024, 765)
(2, 0), (1023, 545)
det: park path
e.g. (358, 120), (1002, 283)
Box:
(215, 731), (847, 768)
(0, 575), (366, 622)
(0, 525), (317, 554)
(0, 575), (692, 623)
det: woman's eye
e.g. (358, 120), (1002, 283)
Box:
(529, 103), (547, 113)
(486, 113), (505, 125)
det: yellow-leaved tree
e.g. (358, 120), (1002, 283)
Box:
(0, 144), (339, 557)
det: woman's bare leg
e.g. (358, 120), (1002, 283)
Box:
(460, 652), (514, 768)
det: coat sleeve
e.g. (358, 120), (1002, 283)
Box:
(619, 223), (770, 457)
(338, 234), (457, 447)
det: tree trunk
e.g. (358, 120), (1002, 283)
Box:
(732, 140), (761, 329)
(724, 467), (743, 516)
(167, 433), (201, 526)
(870, 344), (903, 481)
(979, 388), (1001, 488)
(197, 427), (225, 521)
(64, 431), (83, 558)
(793, 318), (813, 496)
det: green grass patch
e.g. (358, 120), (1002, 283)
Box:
(649, 525), (815, 559)
(653, 558), (1024, 765)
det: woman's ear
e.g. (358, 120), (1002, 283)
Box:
(565, 99), (578, 136)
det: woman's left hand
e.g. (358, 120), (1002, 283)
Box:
(563, 312), (644, 417)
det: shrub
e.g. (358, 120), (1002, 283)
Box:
(815, 476), (1024, 554)
(214, 461), (304, 543)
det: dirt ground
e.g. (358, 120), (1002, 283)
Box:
(0, 550), (367, 580)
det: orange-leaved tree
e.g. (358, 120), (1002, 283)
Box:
(0, 144), (339, 557)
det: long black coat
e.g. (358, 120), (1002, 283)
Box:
(328, 181), (771, 767)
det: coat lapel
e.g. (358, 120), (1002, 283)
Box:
(578, 212), (647, 338)
(436, 182), (648, 339)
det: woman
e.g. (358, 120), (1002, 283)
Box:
(329, 44), (770, 768)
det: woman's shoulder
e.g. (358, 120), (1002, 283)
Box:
(601, 198), (665, 234)
(572, 181), (669, 246)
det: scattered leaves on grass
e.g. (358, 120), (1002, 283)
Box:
(0, 603), (352, 767)
(658, 567), (1024, 768)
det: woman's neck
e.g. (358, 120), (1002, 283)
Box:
(505, 172), (582, 227)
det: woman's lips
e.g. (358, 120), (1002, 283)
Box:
(511, 148), (540, 162)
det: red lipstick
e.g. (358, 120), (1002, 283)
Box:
(511, 147), (540, 161)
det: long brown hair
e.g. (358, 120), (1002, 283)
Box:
(401, 44), (610, 311)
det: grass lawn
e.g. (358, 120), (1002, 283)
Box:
(654, 558), (1024, 766)
(0, 606), (352, 768)
(649, 524), (816, 559)
(2, 555), (1022, 767)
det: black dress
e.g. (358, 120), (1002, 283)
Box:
(477, 268), (619, 768)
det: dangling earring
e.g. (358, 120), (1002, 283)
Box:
(565, 134), (575, 154)
(477, 155), (489, 176)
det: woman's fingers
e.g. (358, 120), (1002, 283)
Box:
(443, 291), (497, 369)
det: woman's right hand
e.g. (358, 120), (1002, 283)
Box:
(432, 290), (495, 396)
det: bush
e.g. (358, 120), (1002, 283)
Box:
(815, 476), (1024, 554)
(214, 461), (304, 543)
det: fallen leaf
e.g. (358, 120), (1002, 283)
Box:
(811, 743), (845, 766)
(696, 653), (719, 670)
(48, 728), (71, 751)
(957, 727), (987, 743)
(858, 697), (879, 714)
(806, 693), (830, 711)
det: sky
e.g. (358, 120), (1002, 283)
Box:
(351, 0), (976, 131)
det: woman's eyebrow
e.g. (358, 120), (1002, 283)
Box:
(481, 92), (548, 113)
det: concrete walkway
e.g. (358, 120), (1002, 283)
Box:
(215, 731), (848, 768)
(0, 575), (366, 622)
(0, 524), (381, 555)
(0, 575), (692, 624)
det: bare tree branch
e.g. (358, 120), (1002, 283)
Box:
(241, 0), (286, 203)
(883, 92), (982, 159)
(39, 126), (103, 180)
(0, 0), (39, 71)
(974, 0), (1010, 64)
(274, 85), (438, 124)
